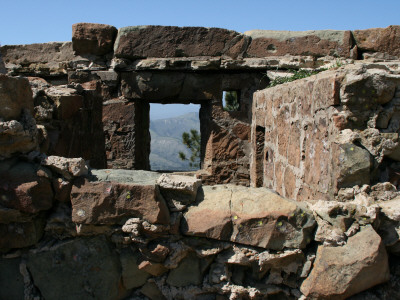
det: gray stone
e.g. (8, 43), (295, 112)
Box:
(166, 252), (203, 287)
(27, 236), (121, 300)
(0, 257), (24, 300)
(90, 169), (160, 185)
(338, 143), (371, 188)
(42, 155), (88, 179)
(140, 281), (166, 300)
(120, 247), (150, 289)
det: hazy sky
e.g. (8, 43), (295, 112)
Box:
(2, 0), (399, 119)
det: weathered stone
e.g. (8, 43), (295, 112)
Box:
(338, 143), (371, 188)
(114, 26), (248, 59)
(245, 29), (353, 58)
(0, 160), (53, 214)
(120, 72), (221, 102)
(182, 185), (315, 250)
(139, 243), (169, 263)
(27, 236), (121, 300)
(157, 173), (202, 211)
(0, 42), (74, 76)
(0, 75), (34, 121)
(301, 225), (390, 299)
(0, 257), (24, 300)
(45, 85), (84, 120)
(138, 260), (168, 276)
(0, 114), (38, 158)
(41, 155), (88, 179)
(52, 177), (72, 202)
(0, 50), (6, 74)
(167, 252), (203, 287)
(120, 247), (150, 289)
(258, 249), (304, 274)
(71, 178), (170, 225)
(353, 25), (400, 57)
(0, 218), (44, 252)
(140, 281), (167, 300)
(44, 203), (77, 238)
(72, 23), (118, 56)
(229, 186), (315, 249)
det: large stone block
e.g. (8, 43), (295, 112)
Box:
(27, 236), (121, 300)
(245, 29), (353, 58)
(301, 225), (390, 299)
(0, 218), (45, 252)
(72, 23), (118, 56)
(0, 75), (33, 121)
(353, 25), (400, 57)
(0, 42), (74, 75)
(71, 176), (170, 225)
(114, 25), (248, 59)
(0, 258), (24, 300)
(182, 185), (315, 250)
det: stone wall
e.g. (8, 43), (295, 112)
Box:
(1, 24), (400, 299)
(2, 24), (399, 185)
(251, 63), (400, 201)
(1, 83), (399, 298)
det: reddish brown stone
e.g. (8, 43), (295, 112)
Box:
(52, 178), (72, 203)
(72, 23), (118, 55)
(115, 26), (248, 59)
(301, 226), (389, 299)
(0, 218), (44, 252)
(0, 161), (53, 214)
(138, 260), (168, 276)
(353, 25), (400, 57)
(245, 30), (353, 58)
(0, 75), (34, 121)
(283, 167), (297, 199)
(232, 123), (251, 141)
(70, 179), (170, 225)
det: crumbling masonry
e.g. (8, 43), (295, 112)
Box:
(1, 23), (400, 299)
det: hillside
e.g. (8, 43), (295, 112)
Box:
(150, 112), (200, 171)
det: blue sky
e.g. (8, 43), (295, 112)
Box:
(1, 0), (399, 119)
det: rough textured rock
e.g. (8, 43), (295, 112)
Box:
(0, 42), (74, 76)
(353, 25), (400, 57)
(166, 252), (203, 287)
(71, 178), (170, 225)
(72, 23), (118, 55)
(0, 218), (44, 252)
(27, 236), (121, 300)
(245, 29), (354, 58)
(0, 258), (24, 300)
(301, 225), (390, 299)
(0, 160), (53, 214)
(120, 247), (150, 289)
(0, 75), (34, 121)
(114, 25), (248, 59)
(182, 185), (315, 250)
(41, 155), (88, 179)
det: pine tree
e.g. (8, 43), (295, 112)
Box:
(178, 129), (200, 168)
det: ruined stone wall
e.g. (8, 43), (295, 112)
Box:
(251, 63), (400, 201)
(3, 24), (399, 184)
(1, 73), (400, 298)
(1, 23), (400, 298)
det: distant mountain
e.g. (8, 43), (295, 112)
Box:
(150, 112), (200, 171)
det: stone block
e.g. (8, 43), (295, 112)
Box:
(0, 75), (34, 121)
(353, 25), (400, 57)
(245, 29), (353, 58)
(182, 185), (315, 250)
(0, 258), (24, 300)
(0, 160), (53, 214)
(72, 23), (118, 56)
(120, 248), (150, 289)
(114, 25), (248, 59)
(27, 236), (121, 300)
(301, 225), (390, 299)
(71, 178), (170, 225)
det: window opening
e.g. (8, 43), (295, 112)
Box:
(222, 90), (240, 111)
(149, 103), (201, 171)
